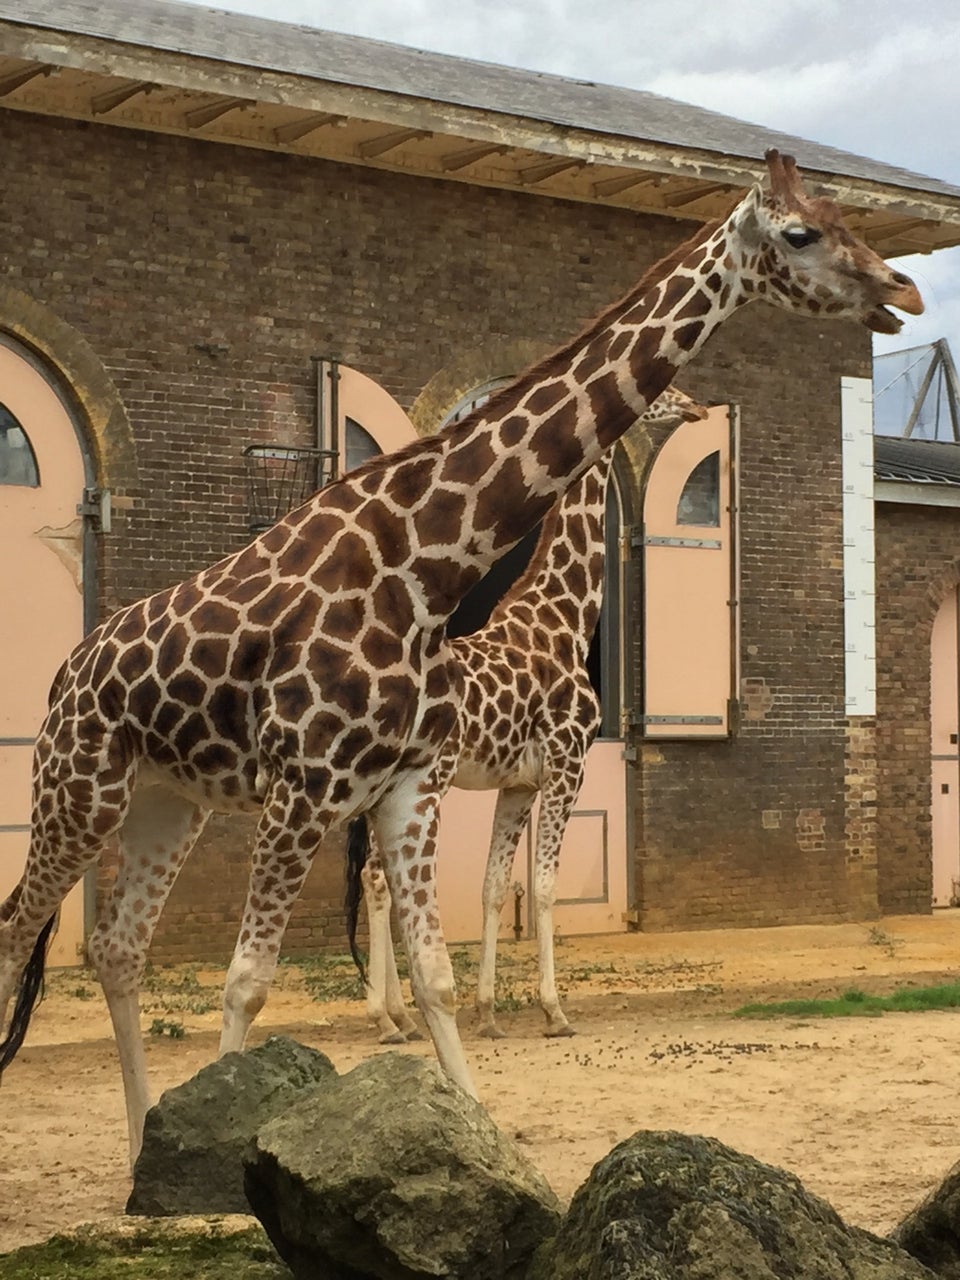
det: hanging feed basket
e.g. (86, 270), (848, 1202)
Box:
(242, 444), (337, 533)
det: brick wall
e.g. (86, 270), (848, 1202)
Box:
(1, 107), (879, 956)
(874, 501), (960, 914)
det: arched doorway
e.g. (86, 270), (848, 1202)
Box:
(0, 335), (92, 965)
(931, 586), (960, 906)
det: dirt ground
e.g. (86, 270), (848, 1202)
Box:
(4, 912), (960, 1256)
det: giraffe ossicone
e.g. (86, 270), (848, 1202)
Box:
(0, 150), (922, 1168)
(352, 385), (709, 1045)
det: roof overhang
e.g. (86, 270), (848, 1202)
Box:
(875, 480), (960, 508)
(2, 18), (960, 257)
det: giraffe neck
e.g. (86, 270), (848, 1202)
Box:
(487, 453), (613, 659)
(289, 213), (744, 629)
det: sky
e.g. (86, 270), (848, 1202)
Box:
(179, 0), (960, 368)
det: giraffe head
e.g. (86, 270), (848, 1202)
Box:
(730, 149), (923, 334)
(644, 385), (710, 428)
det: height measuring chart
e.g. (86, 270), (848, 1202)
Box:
(841, 376), (876, 717)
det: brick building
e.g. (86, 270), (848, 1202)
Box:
(873, 437), (960, 916)
(2, 0), (960, 965)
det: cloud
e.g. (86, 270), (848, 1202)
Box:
(646, 24), (960, 181)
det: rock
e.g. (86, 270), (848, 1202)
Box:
(892, 1158), (960, 1276)
(244, 1052), (562, 1279)
(127, 1035), (337, 1216)
(526, 1131), (935, 1280)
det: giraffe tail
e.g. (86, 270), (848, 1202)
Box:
(344, 816), (370, 986)
(0, 914), (56, 1074)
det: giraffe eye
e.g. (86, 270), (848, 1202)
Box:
(782, 226), (822, 249)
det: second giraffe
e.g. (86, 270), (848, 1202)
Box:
(353, 387), (709, 1043)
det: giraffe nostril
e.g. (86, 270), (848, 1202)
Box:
(891, 272), (912, 287)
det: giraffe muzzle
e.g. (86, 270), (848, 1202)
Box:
(865, 274), (924, 334)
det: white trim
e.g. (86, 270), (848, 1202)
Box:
(875, 479), (960, 508)
(841, 376), (876, 717)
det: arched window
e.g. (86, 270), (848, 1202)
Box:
(677, 450), (719, 526)
(0, 402), (39, 486)
(343, 416), (381, 474)
(441, 378), (509, 427)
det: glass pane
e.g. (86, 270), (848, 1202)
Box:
(441, 378), (510, 428)
(677, 451), (719, 526)
(343, 416), (381, 474)
(0, 403), (39, 486)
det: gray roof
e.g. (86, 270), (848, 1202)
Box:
(5, 0), (960, 203)
(875, 437), (960, 486)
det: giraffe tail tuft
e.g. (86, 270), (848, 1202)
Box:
(0, 914), (56, 1074)
(344, 817), (370, 987)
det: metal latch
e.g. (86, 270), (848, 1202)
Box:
(77, 487), (112, 533)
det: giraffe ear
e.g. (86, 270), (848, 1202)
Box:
(731, 183), (764, 245)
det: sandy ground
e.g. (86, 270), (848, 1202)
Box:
(4, 912), (960, 1255)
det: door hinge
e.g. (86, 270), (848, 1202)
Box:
(77, 487), (112, 533)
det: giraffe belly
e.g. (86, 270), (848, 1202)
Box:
(135, 756), (264, 814)
(453, 741), (543, 792)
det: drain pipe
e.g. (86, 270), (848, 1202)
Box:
(512, 882), (525, 941)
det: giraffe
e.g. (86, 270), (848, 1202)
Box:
(354, 386), (709, 1045)
(0, 151), (922, 1165)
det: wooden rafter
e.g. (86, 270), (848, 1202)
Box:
(184, 97), (250, 129)
(518, 157), (584, 186)
(0, 62), (54, 97)
(356, 127), (431, 159)
(441, 142), (509, 172)
(592, 171), (660, 198)
(660, 181), (730, 209)
(91, 80), (153, 115)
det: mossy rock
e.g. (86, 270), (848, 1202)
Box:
(0, 1215), (289, 1279)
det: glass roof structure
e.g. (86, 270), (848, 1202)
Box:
(873, 339), (960, 441)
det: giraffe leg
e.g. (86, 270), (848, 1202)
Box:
(1, 728), (134, 1074)
(362, 852), (417, 1044)
(475, 787), (536, 1038)
(220, 784), (331, 1056)
(533, 767), (584, 1038)
(86, 784), (210, 1164)
(371, 783), (477, 1099)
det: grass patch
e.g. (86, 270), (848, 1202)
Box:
(734, 981), (960, 1020)
(141, 965), (218, 1017)
(283, 953), (366, 1003)
(148, 1017), (186, 1040)
(0, 1223), (287, 1279)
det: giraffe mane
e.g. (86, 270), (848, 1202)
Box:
(491, 502), (565, 614)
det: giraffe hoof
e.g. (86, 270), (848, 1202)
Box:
(378, 1031), (408, 1045)
(478, 1025), (507, 1040)
(544, 1024), (576, 1038)
(403, 1028), (425, 1042)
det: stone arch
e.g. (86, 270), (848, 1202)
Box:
(925, 562), (960, 639)
(0, 284), (139, 493)
(410, 334), (647, 521)
(408, 337), (551, 438)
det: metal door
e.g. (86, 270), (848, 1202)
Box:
(640, 405), (735, 738)
(931, 586), (960, 906)
(0, 340), (86, 964)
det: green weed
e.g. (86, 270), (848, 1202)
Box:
(734, 980), (960, 1020)
(148, 1017), (185, 1040)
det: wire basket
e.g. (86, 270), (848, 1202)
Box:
(242, 444), (337, 533)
